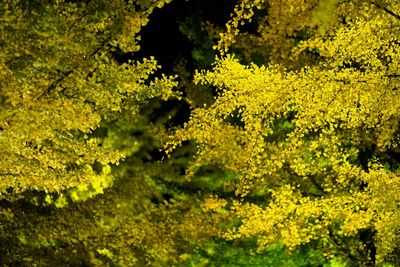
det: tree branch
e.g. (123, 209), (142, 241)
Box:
(370, 1), (400, 20)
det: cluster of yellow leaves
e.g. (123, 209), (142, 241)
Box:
(2, 171), (231, 266)
(219, 0), (400, 69)
(43, 164), (114, 208)
(170, 55), (398, 190)
(0, 0), (176, 199)
(224, 165), (400, 262)
(169, 0), (400, 263)
(112, 0), (174, 52)
(216, 0), (265, 54)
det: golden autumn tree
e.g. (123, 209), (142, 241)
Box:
(0, 0), (177, 200)
(0, 1), (233, 265)
(0, 0), (187, 265)
(168, 0), (400, 265)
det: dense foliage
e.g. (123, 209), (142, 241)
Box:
(0, 0), (399, 266)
